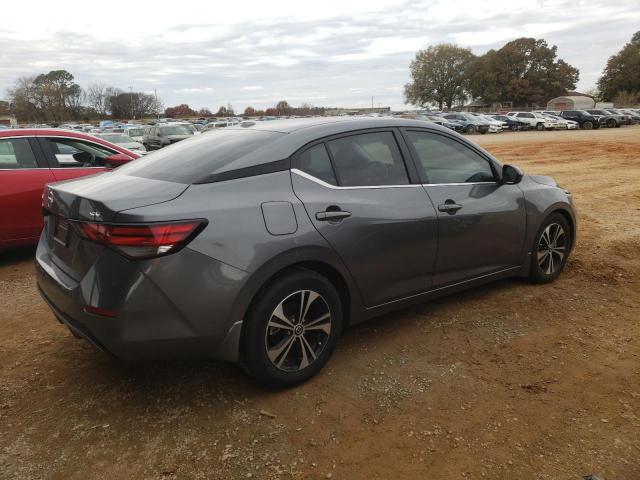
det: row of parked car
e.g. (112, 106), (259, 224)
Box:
(409, 108), (640, 134)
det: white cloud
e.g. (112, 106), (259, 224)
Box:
(0, 0), (638, 110)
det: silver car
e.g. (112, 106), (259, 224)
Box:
(36, 117), (576, 386)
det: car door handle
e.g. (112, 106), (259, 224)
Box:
(438, 201), (463, 213)
(315, 210), (352, 221)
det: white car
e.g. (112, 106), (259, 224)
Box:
(538, 112), (578, 130)
(507, 112), (556, 131)
(123, 126), (146, 144)
(94, 133), (147, 154)
(477, 114), (505, 133)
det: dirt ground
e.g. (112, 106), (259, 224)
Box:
(1, 126), (639, 480)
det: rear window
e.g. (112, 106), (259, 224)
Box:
(116, 128), (283, 184)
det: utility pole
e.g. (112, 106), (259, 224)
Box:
(129, 86), (133, 120)
(371, 96), (374, 110)
(154, 89), (159, 120)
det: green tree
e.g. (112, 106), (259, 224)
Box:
(404, 44), (475, 109)
(33, 70), (82, 121)
(467, 38), (579, 107)
(215, 104), (234, 117)
(276, 100), (291, 115)
(597, 31), (640, 101)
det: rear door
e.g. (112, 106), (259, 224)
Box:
(0, 136), (56, 243)
(291, 129), (438, 307)
(401, 128), (526, 287)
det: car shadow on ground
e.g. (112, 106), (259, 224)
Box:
(51, 275), (528, 413)
(0, 245), (37, 268)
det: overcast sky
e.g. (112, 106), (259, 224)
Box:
(1, 0), (638, 111)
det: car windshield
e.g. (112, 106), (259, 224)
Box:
(116, 128), (284, 184)
(160, 126), (191, 135)
(98, 135), (131, 144)
(127, 128), (144, 136)
(576, 111), (591, 115)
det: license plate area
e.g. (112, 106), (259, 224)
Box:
(53, 216), (70, 247)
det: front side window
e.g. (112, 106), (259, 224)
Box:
(298, 143), (337, 185)
(44, 138), (116, 167)
(0, 138), (38, 169)
(405, 131), (495, 184)
(326, 131), (409, 186)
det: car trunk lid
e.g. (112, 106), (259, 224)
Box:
(43, 173), (189, 280)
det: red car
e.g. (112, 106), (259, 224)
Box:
(0, 129), (140, 250)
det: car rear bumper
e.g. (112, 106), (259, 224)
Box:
(35, 236), (248, 362)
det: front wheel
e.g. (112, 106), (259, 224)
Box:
(582, 120), (593, 130)
(465, 124), (476, 134)
(529, 214), (572, 283)
(242, 268), (343, 388)
(536, 122), (545, 131)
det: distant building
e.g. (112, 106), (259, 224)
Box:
(0, 115), (17, 127)
(546, 92), (595, 111)
(324, 107), (391, 116)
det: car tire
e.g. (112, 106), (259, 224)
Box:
(606, 119), (616, 128)
(465, 125), (476, 134)
(242, 268), (343, 388)
(529, 213), (572, 284)
(536, 122), (544, 131)
(582, 121), (593, 130)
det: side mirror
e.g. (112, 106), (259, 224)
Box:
(502, 164), (523, 184)
(105, 153), (133, 167)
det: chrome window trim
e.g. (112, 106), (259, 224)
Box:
(422, 182), (498, 186)
(292, 169), (499, 189)
(291, 168), (422, 190)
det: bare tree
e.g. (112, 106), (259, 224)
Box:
(87, 83), (109, 118)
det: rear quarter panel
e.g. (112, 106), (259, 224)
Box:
(114, 170), (364, 339)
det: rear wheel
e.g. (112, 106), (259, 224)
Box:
(607, 118), (616, 128)
(582, 120), (593, 130)
(529, 214), (572, 283)
(242, 269), (343, 388)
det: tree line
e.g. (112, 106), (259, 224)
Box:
(405, 33), (640, 109)
(163, 100), (326, 119)
(3, 70), (164, 123)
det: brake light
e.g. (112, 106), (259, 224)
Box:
(76, 221), (205, 259)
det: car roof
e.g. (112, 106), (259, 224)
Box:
(199, 116), (492, 176)
(223, 116), (434, 134)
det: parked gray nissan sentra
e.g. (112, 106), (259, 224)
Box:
(36, 117), (576, 387)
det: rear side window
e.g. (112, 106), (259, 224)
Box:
(405, 131), (495, 184)
(0, 138), (38, 169)
(326, 131), (409, 186)
(117, 129), (283, 184)
(298, 144), (337, 185)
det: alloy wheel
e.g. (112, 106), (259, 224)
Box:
(537, 223), (566, 275)
(265, 290), (332, 372)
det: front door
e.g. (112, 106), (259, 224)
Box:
(402, 129), (526, 287)
(291, 129), (438, 307)
(37, 136), (112, 182)
(0, 137), (56, 243)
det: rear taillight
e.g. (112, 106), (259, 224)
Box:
(75, 220), (205, 259)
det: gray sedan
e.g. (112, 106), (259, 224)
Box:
(36, 117), (576, 387)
